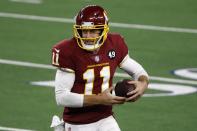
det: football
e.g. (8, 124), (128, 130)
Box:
(114, 79), (136, 97)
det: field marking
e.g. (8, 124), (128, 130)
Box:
(9, 0), (42, 4)
(173, 68), (197, 80)
(0, 126), (35, 131)
(0, 59), (55, 69)
(115, 72), (197, 85)
(30, 81), (197, 97)
(1, 58), (197, 85)
(0, 12), (197, 34)
(144, 83), (197, 97)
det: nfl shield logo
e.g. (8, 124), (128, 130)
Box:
(95, 56), (100, 62)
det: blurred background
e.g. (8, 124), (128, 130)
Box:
(0, 0), (197, 130)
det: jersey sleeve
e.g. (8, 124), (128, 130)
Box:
(51, 42), (75, 72)
(116, 35), (129, 65)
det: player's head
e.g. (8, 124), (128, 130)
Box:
(73, 5), (109, 51)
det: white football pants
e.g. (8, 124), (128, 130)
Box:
(64, 115), (121, 131)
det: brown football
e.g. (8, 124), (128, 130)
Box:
(115, 79), (136, 97)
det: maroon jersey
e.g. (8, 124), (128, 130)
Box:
(52, 33), (128, 124)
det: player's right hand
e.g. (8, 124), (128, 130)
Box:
(98, 87), (126, 105)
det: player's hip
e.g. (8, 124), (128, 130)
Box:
(65, 115), (121, 131)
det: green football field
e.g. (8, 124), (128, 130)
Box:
(0, 0), (197, 131)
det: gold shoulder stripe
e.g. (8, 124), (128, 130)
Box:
(87, 62), (109, 68)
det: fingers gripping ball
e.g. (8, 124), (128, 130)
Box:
(115, 79), (135, 97)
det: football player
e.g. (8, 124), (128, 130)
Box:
(51, 5), (149, 131)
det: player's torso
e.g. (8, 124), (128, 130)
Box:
(52, 33), (127, 124)
(70, 37), (120, 95)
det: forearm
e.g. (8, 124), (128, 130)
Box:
(56, 91), (84, 107)
(83, 94), (101, 106)
(83, 87), (126, 106)
(120, 55), (149, 80)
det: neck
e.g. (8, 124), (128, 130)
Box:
(92, 48), (100, 54)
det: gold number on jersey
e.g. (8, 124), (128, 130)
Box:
(52, 51), (59, 66)
(83, 66), (110, 95)
(83, 69), (95, 95)
(100, 66), (110, 92)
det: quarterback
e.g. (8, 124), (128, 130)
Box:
(51, 5), (149, 131)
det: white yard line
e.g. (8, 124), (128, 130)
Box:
(0, 12), (197, 34)
(114, 72), (197, 85)
(9, 0), (42, 4)
(0, 126), (35, 131)
(110, 22), (197, 34)
(0, 58), (197, 85)
(0, 59), (55, 69)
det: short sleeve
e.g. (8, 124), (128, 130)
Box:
(52, 45), (75, 73)
(117, 35), (129, 65)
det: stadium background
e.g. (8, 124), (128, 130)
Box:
(0, 0), (197, 130)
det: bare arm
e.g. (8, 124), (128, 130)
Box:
(83, 87), (126, 106)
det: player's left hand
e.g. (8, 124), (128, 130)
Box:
(125, 80), (148, 102)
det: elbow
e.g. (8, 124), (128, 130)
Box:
(134, 70), (149, 80)
(55, 93), (70, 107)
(55, 93), (78, 107)
(55, 89), (70, 106)
(55, 96), (64, 106)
